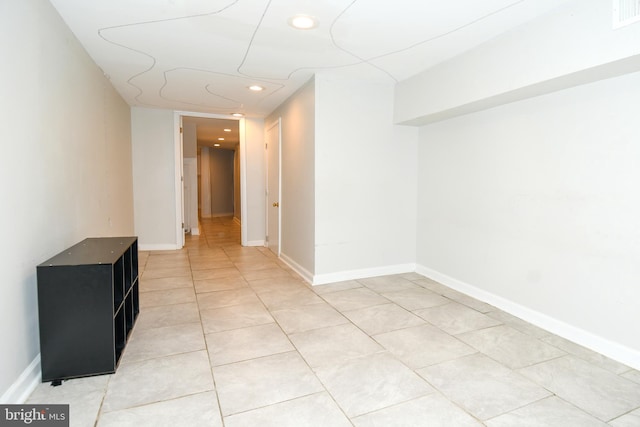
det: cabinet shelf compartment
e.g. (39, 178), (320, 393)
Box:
(114, 307), (126, 364)
(124, 283), (138, 337)
(114, 256), (125, 312)
(131, 240), (138, 284)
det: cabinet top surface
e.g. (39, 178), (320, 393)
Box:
(38, 237), (137, 267)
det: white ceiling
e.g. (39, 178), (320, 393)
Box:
(49, 0), (568, 118)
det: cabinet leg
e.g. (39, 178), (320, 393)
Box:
(50, 379), (62, 387)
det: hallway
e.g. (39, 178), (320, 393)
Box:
(25, 217), (640, 426)
(197, 216), (243, 248)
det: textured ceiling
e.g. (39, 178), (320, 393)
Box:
(49, 0), (567, 118)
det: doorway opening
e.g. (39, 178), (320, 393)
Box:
(175, 112), (247, 247)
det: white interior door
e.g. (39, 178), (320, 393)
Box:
(183, 158), (198, 234)
(266, 118), (281, 256)
(176, 115), (185, 248)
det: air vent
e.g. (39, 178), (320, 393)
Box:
(613, 0), (640, 29)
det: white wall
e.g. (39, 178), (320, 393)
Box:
(209, 149), (235, 216)
(417, 71), (640, 369)
(266, 79), (316, 277)
(243, 118), (266, 245)
(200, 146), (212, 218)
(314, 75), (418, 284)
(131, 107), (178, 250)
(395, 0), (640, 125)
(0, 0), (133, 402)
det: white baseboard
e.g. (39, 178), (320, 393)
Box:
(280, 253), (314, 284)
(312, 263), (416, 286)
(245, 240), (265, 247)
(190, 227), (200, 236)
(416, 264), (640, 371)
(1, 355), (40, 404)
(138, 243), (182, 251)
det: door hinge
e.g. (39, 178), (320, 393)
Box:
(265, 235), (269, 242)
(180, 127), (183, 134)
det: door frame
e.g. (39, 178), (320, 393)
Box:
(174, 114), (185, 248)
(173, 111), (247, 247)
(265, 117), (282, 256)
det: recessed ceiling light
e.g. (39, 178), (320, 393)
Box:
(218, 137), (225, 141)
(223, 128), (232, 132)
(214, 143), (221, 147)
(288, 14), (318, 30)
(232, 113), (244, 117)
(248, 85), (264, 92)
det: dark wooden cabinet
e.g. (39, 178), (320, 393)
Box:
(37, 237), (139, 383)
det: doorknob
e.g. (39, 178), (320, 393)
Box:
(272, 202), (279, 207)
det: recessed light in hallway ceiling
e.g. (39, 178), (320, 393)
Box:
(288, 14), (318, 30)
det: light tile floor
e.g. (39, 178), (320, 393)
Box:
(27, 217), (640, 426)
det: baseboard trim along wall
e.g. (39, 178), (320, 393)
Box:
(138, 243), (182, 251)
(1, 355), (40, 404)
(416, 264), (640, 371)
(312, 263), (416, 286)
(280, 253), (314, 284)
(245, 240), (265, 247)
